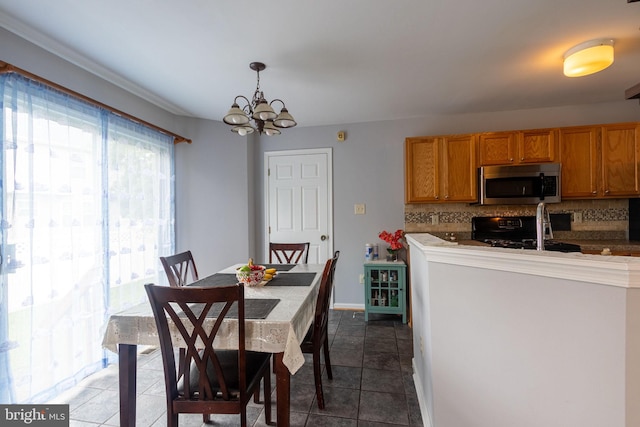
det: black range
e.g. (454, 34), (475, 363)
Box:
(471, 216), (581, 253)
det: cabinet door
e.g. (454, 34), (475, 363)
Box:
(479, 130), (556, 165)
(600, 123), (640, 197)
(442, 134), (477, 201)
(405, 137), (440, 202)
(519, 129), (556, 163)
(559, 126), (599, 198)
(478, 132), (516, 166)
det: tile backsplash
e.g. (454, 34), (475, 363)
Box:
(405, 199), (629, 240)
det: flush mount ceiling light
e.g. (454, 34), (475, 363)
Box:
(223, 62), (297, 136)
(563, 39), (614, 77)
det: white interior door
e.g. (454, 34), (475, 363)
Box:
(265, 148), (332, 264)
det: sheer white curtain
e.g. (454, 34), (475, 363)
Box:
(0, 73), (174, 403)
(105, 114), (175, 314)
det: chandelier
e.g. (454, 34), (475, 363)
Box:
(223, 62), (297, 136)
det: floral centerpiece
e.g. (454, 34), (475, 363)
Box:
(378, 229), (405, 261)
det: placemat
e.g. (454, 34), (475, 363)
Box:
(265, 272), (316, 287)
(262, 264), (296, 271)
(191, 273), (238, 287)
(185, 299), (280, 319)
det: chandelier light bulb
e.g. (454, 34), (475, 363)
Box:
(273, 107), (297, 128)
(223, 102), (250, 125)
(263, 121), (281, 136)
(231, 125), (254, 135)
(253, 101), (277, 122)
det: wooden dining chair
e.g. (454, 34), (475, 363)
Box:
(160, 250), (199, 287)
(144, 283), (272, 427)
(269, 242), (310, 264)
(300, 250), (340, 409)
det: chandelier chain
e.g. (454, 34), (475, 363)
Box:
(252, 69), (263, 107)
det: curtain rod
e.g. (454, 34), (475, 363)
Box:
(0, 61), (191, 144)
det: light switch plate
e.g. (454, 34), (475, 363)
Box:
(354, 203), (366, 215)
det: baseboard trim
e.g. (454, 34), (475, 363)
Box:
(331, 303), (365, 311)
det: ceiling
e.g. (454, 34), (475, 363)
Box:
(1, 0), (639, 128)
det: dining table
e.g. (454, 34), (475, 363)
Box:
(101, 262), (324, 427)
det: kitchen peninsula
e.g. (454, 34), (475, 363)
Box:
(407, 233), (640, 427)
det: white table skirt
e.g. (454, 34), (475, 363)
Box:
(101, 263), (323, 374)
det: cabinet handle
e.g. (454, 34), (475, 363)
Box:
(592, 191), (597, 195)
(510, 158), (514, 162)
(521, 157), (524, 161)
(605, 190), (610, 194)
(445, 195), (449, 199)
(435, 196), (439, 200)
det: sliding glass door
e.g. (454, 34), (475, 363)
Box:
(0, 72), (174, 403)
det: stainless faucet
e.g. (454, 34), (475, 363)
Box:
(536, 202), (553, 251)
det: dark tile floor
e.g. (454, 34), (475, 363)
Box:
(51, 310), (423, 427)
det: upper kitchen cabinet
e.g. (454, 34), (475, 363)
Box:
(559, 126), (599, 198)
(405, 134), (477, 203)
(478, 129), (557, 166)
(560, 123), (640, 199)
(601, 123), (640, 197)
(405, 137), (438, 202)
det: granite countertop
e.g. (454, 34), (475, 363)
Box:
(563, 239), (640, 252)
(457, 239), (640, 253)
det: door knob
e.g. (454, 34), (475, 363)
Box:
(321, 235), (328, 241)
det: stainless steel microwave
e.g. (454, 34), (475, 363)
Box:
(478, 163), (561, 205)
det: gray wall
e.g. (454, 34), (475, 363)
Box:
(174, 118), (253, 277)
(4, 28), (640, 308)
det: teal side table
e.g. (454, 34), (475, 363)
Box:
(364, 260), (407, 323)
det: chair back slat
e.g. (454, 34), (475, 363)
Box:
(269, 242), (310, 264)
(160, 250), (199, 287)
